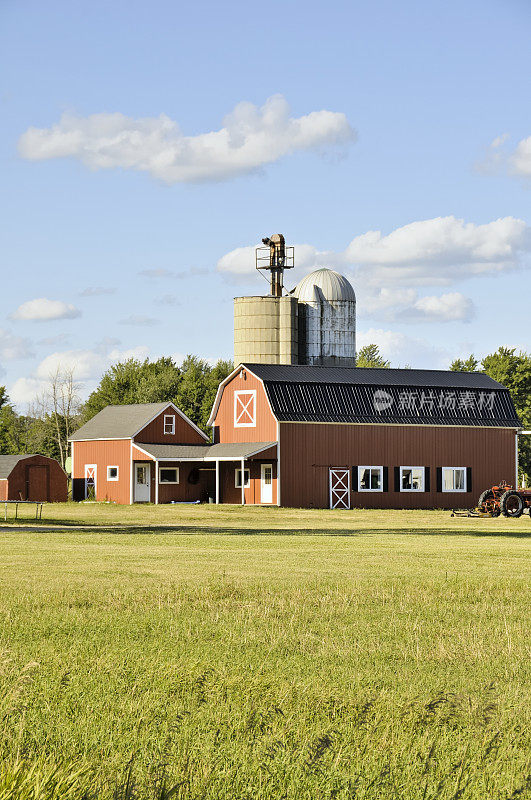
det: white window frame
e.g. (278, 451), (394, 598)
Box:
(163, 414), (176, 435)
(158, 466), (180, 484)
(235, 468), (250, 488)
(234, 390), (257, 428)
(357, 466), (384, 492)
(441, 467), (467, 493)
(399, 466), (425, 492)
(107, 465), (119, 482)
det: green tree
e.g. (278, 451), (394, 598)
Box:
(449, 355), (479, 372)
(82, 355), (233, 434)
(175, 356), (233, 432)
(0, 389), (30, 454)
(83, 357), (182, 421)
(450, 347), (531, 483)
(356, 344), (391, 368)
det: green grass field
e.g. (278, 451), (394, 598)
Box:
(0, 505), (529, 799)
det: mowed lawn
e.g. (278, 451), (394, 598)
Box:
(0, 506), (529, 799)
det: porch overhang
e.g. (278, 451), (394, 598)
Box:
(132, 441), (277, 462)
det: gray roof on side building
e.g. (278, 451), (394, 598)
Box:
(0, 454), (41, 478)
(70, 402), (208, 442)
(240, 364), (521, 428)
(134, 442), (277, 460)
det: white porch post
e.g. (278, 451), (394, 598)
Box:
(155, 460), (159, 505)
(241, 458), (245, 505)
(215, 459), (220, 504)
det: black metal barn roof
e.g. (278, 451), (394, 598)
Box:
(240, 364), (521, 427)
(243, 363), (504, 389)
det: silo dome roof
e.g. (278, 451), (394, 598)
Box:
(294, 268), (356, 303)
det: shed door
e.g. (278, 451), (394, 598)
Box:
(329, 468), (350, 509)
(27, 465), (48, 501)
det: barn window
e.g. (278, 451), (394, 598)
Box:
(164, 415), (176, 435)
(107, 466), (119, 481)
(358, 466), (383, 492)
(442, 467), (466, 492)
(234, 390), (256, 427)
(235, 468), (250, 488)
(159, 467), (179, 484)
(400, 467), (424, 492)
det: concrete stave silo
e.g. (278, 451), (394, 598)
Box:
(294, 268), (356, 367)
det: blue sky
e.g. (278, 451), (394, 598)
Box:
(1, 0), (530, 408)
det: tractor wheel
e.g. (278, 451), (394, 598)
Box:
(500, 491), (524, 518)
(478, 489), (500, 516)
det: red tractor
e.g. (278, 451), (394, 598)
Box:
(478, 481), (531, 517)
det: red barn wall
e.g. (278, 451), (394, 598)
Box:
(72, 440), (131, 504)
(0, 479), (7, 501)
(212, 372), (277, 444)
(134, 409), (206, 445)
(219, 459), (277, 505)
(153, 461), (214, 503)
(279, 422), (517, 509)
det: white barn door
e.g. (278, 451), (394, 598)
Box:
(85, 464), (97, 500)
(329, 468), (350, 509)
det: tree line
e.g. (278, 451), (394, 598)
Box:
(0, 356), (233, 468)
(0, 345), (529, 481)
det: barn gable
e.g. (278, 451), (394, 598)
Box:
(208, 366), (278, 443)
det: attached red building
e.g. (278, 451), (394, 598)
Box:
(70, 365), (521, 509)
(70, 401), (276, 505)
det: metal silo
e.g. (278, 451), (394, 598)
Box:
(294, 268), (356, 366)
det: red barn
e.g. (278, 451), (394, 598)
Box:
(0, 455), (67, 502)
(207, 363), (521, 509)
(70, 365), (521, 509)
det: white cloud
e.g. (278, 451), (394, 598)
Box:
(11, 298), (81, 321)
(476, 134), (531, 179)
(79, 286), (117, 296)
(510, 136), (531, 177)
(18, 95), (356, 184)
(356, 328), (448, 368)
(107, 345), (150, 363)
(217, 215), (529, 322)
(402, 292), (475, 322)
(356, 287), (475, 323)
(0, 328), (34, 359)
(9, 377), (43, 405)
(9, 344), (150, 406)
(35, 350), (106, 381)
(491, 133), (510, 148)
(343, 216), (528, 284)
(218, 216), (529, 288)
